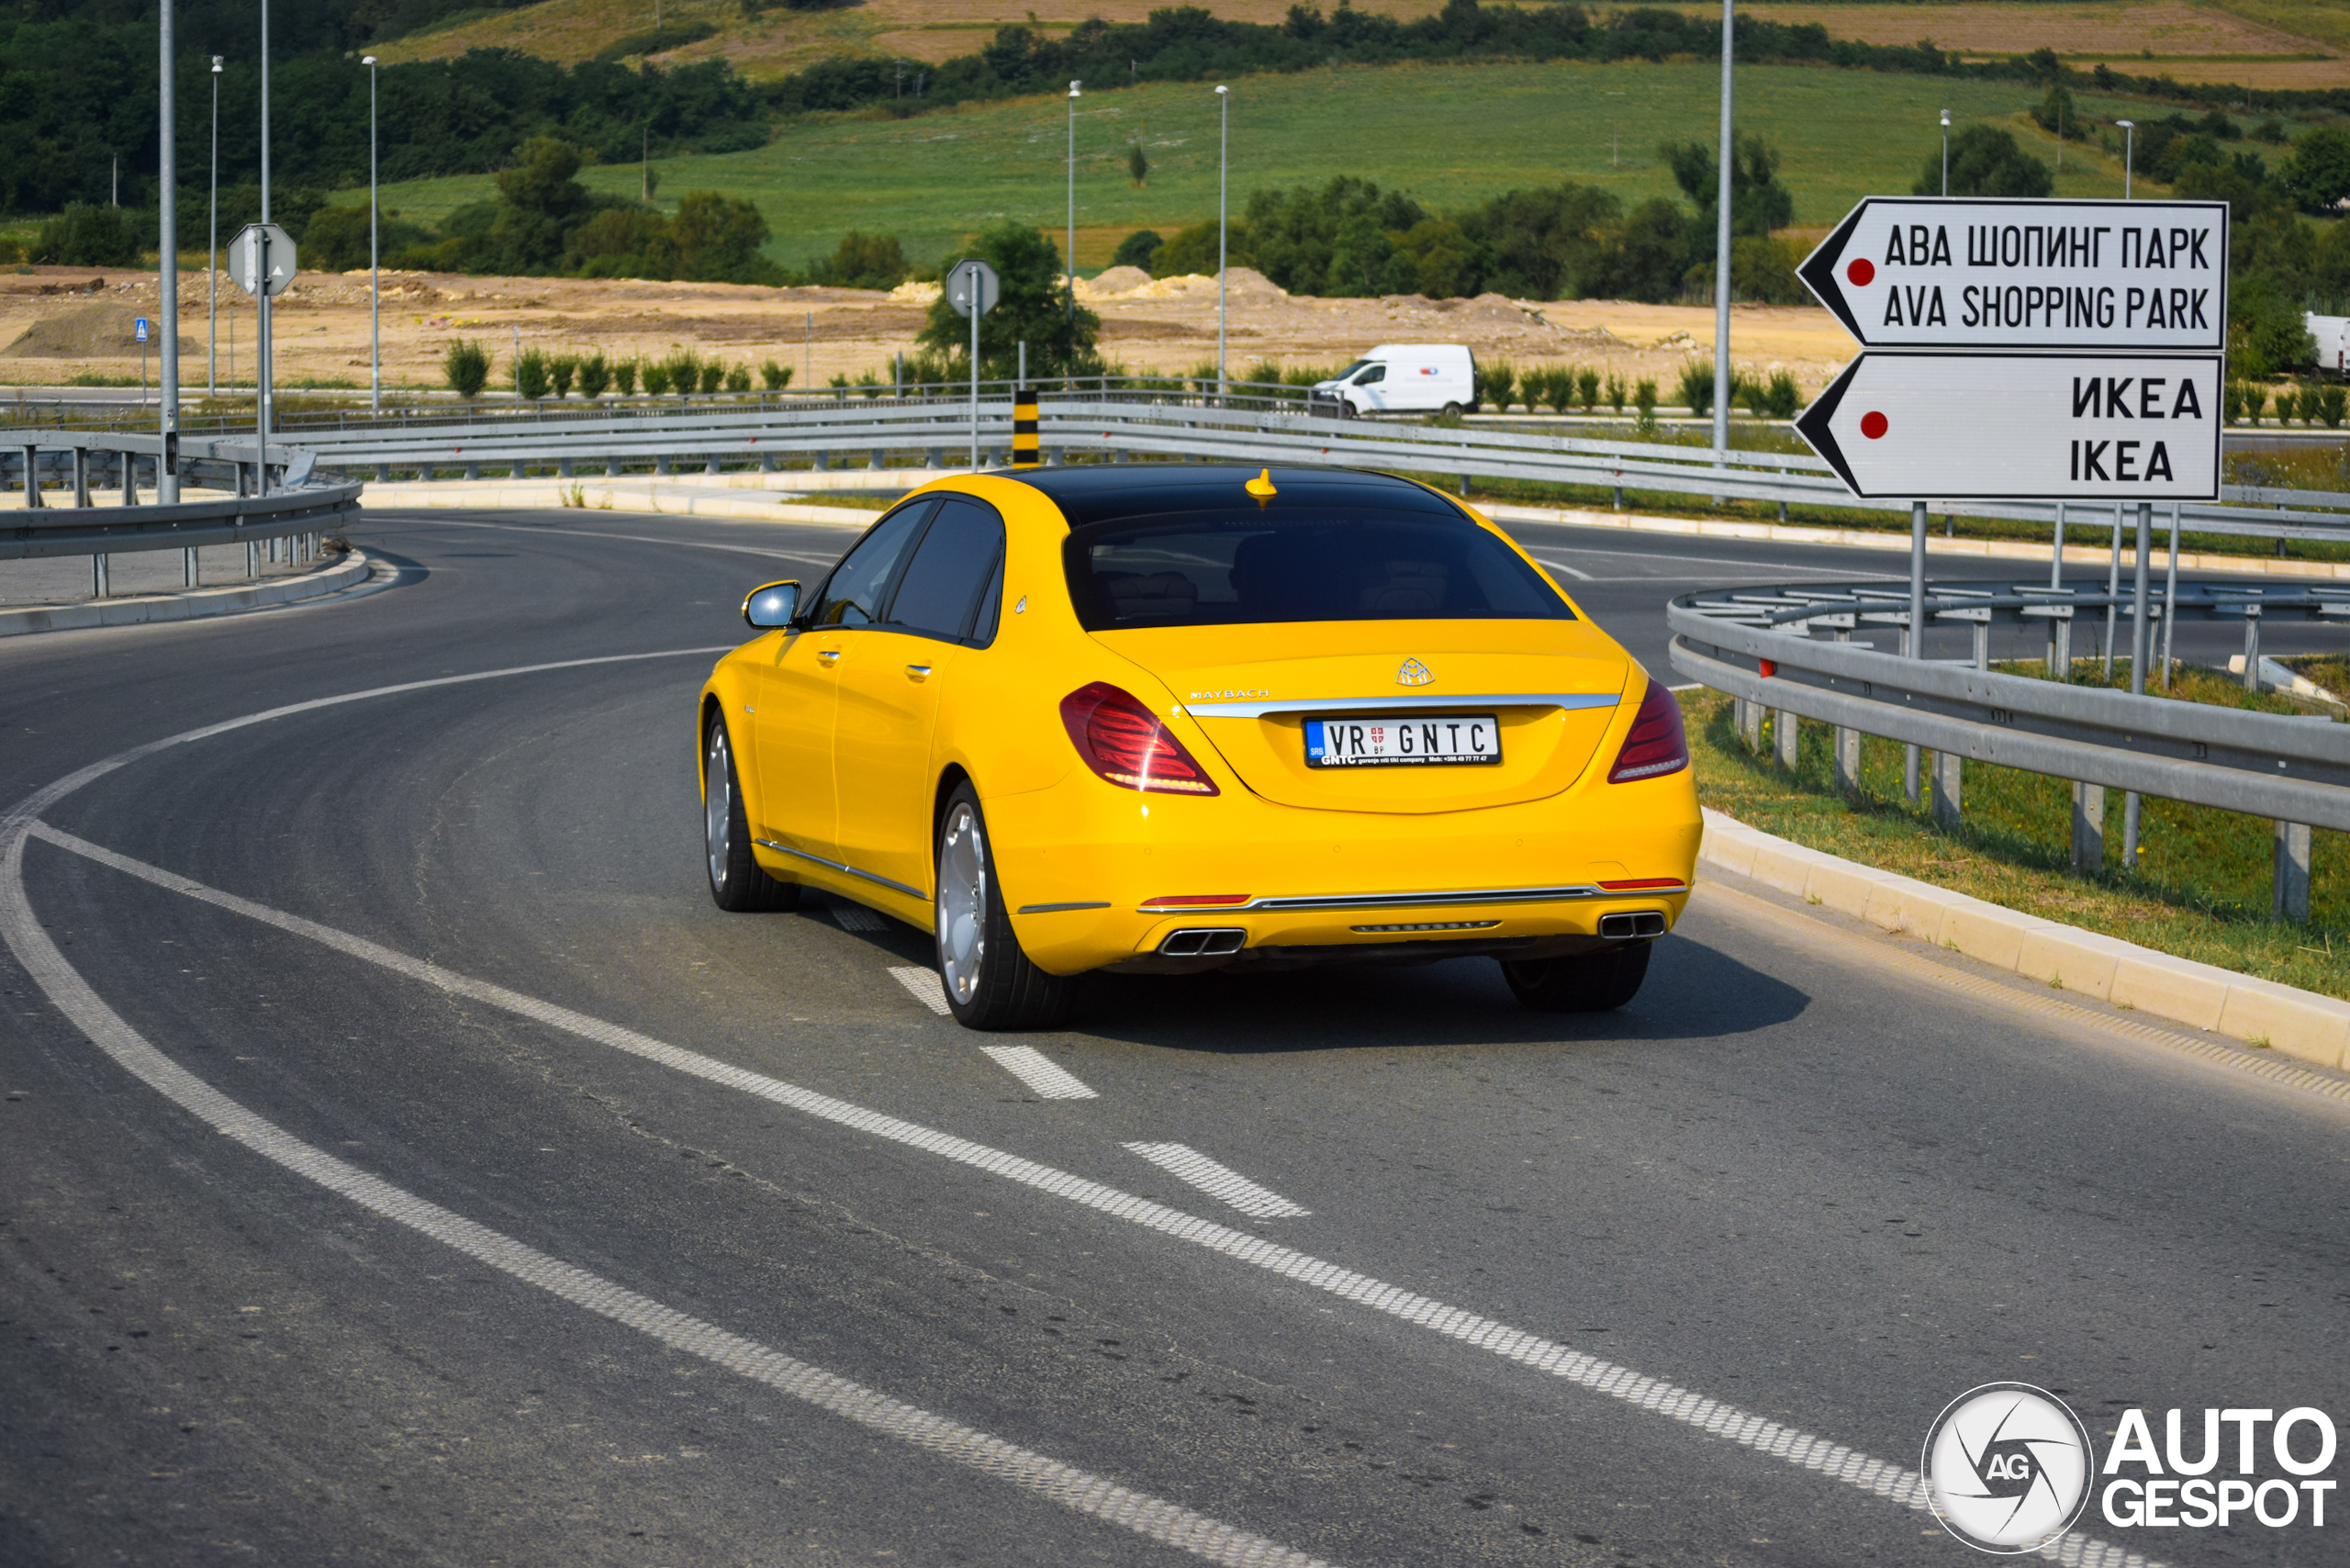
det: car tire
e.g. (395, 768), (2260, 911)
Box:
(934, 783), (1078, 1031)
(1441, 401), (1463, 419)
(1499, 943), (1651, 1013)
(704, 714), (800, 913)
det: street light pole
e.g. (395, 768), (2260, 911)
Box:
(1711, 2), (1731, 466)
(256, 0), (271, 494)
(1067, 80), (1080, 382)
(1940, 108), (1951, 196)
(2116, 119), (2135, 198)
(158, 0), (179, 503)
(1215, 84), (1229, 397)
(208, 55), (220, 400)
(364, 55), (379, 411)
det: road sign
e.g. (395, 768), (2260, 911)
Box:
(1797, 197), (2227, 353)
(1796, 351), (2221, 500)
(230, 222), (298, 297)
(134, 317), (150, 342)
(945, 259), (999, 319)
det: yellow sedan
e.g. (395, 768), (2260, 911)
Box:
(699, 465), (1700, 1029)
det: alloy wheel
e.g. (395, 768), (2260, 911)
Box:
(705, 728), (732, 893)
(937, 801), (987, 1003)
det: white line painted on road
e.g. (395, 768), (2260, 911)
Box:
(982, 1046), (1100, 1102)
(3, 659), (2164, 1568)
(889, 966), (952, 1015)
(1125, 1144), (1307, 1218)
(411, 516), (839, 566)
(1526, 543), (1890, 577)
(1531, 556), (1595, 580)
(0, 852), (1328, 1568)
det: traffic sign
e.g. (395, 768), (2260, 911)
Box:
(134, 317), (150, 342)
(1797, 197), (2226, 353)
(945, 258), (999, 319)
(230, 222), (298, 297)
(1795, 351), (2221, 500)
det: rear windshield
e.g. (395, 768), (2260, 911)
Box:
(1064, 507), (1573, 632)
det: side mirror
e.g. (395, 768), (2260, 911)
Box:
(743, 580), (800, 629)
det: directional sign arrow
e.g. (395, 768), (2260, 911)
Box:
(1797, 197), (2227, 353)
(1796, 352), (2222, 501)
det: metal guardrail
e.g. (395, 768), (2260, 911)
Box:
(2, 431), (358, 592)
(1665, 578), (2350, 920)
(246, 389), (2350, 547)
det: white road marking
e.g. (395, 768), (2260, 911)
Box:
(889, 966), (952, 1014)
(415, 516), (838, 566)
(981, 1046), (1100, 1102)
(1528, 545), (1890, 578)
(1535, 557), (1595, 580)
(1124, 1144), (1307, 1218)
(832, 902), (888, 933)
(0, 857), (1326, 1568)
(2, 658), (2165, 1568)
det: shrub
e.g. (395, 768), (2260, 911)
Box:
(577, 351), (611, 398)
(2277, 386), (2303, 424)
(2322, 386), (2347, 430)
(1111, 230), (1163, 271)
(1633, 377), (1658, 416)
(699, 362), (725, 395)
(641, 359), (673, 397)
(548, 353), (577, 398)
(1739, 377), (1771, 418)
(442, 338), (491, 398)
(1764, 369), (1801, 420)
(1243, 359), (1284, 386)
(656, 349), (697, 396)
(1606, 374), (1628, 413)
(2242, 384), (2266, 424)
(513, 347), (552, 400)
(614, 356), (639, 396)
(855, 371), (885, 398)
(724, 363), (753, 394)
(1675, 359), (1716, 418)
(1479, 360), (1515, 411)
(1576, 368), (1601, 410)
(761, 359), (791, 390)
(33, 203), (140, 266)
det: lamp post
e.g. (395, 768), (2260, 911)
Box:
(208, 55), (220, 399)
(256, 0), (273, 493)
(158, 0), (179, 504)
(1711, 3), (1731, 468)
(2116, 118), (2135, 198)
(1215, 84), (1229, 397)
(1940, 108), (1951, 196)
(1067, 79), (1080, 383)
(364, 54), (379, 410)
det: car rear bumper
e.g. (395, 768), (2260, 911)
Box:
(988, 770), (1701, 976)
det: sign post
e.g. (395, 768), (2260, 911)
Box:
(945, 259), (1001, 470)
(135, 316), (151, 406)
(229, 221), (297, 492)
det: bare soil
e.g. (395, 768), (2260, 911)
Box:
(0, 263), (1854, 398)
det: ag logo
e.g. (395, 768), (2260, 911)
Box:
(1396, 657), (1434, 687)
(1923, 1383), (2094, 1553)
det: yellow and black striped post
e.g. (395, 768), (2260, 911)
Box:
(1011, 386), (1041, 467)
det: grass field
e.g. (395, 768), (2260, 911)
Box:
(349, 59), (2222, 277)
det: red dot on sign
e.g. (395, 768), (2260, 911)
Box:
(1847, 258), (1875, 287)
(1860, 410), (1889, 440)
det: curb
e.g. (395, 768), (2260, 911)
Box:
(1477, 500), (2350, 583)
(0, 550), (375, 640)
(359, 479), (882, 528)
(1697, 807), (2350, 1070)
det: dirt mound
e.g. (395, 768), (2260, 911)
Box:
(1, 302), (194, 358)
(1085, 265), (1152, 296)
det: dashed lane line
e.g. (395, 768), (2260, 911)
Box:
(15, 821), (2159, 1568)
(889, 965), (953, 1014)
(982, 1046), (1101, 1102)
(0, 839), (1330, 1568)
(1125, 1144), (1308, 1218)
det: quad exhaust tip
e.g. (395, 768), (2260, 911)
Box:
(1598, 911), (1667, 940)
(1159, 927), (1248, 958)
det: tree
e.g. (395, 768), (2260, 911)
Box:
(2283, 128), (2350, 215)
(32, 204), (140, 266)
(1150, 219), (1246, 277)
(490, 136), (608, 271)
(918, 220), (1101, 377)
(1245, 176), (1422, 296)
(2031, 84), (2076, 140)
(443, 339), (491, 399)
(1111, 230), (1164, 272)
(1583, 198), (1692, 304)
(670, 191), (782, 283)
(1662, 132), (1793, 239)
(1455, 182), (1622, 299)
(1127, 140), (1149, 186)
(1919, 126), (2053, 198)
(811, 231), (912, 289)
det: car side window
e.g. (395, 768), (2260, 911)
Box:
(1353, 364), (1385, 386)
(812, 499), (936, 627)
(882, 497), (1006, 643)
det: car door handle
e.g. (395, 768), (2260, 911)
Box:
(904, 664), (932, 680)
(817, 648), (842, 664)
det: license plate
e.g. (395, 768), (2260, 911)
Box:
(1304, 713), (1501, 767)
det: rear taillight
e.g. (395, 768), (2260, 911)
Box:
(1060, 682), (1221, 796)
(1607, 680), (1688, 783)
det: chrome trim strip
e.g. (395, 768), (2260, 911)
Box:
(1183, 692), (1622, 719)
(1136, 882), (1686, 914)
(755, 839), (925, 900)
(1017, 901), (1113, 914)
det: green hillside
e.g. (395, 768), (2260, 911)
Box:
(344, 59), (2179, 277)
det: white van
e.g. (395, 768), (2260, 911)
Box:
(1311, 343), (1479, 417)
(2307, 312), (2350, 375)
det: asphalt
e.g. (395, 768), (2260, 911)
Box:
(1, 506), (2344, 1568)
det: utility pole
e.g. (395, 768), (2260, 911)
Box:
(158, 0), (180, 501)
(364, 55), (380, 410)
(1215, 84), (1229, 396)
(1711, 2), (1732, 466)
(257, 0), (274, 494)
(208, 56), (221, 399)
(1068, 80), (1080, 380)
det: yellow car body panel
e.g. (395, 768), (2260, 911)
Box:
(699, 470), (1701, 975)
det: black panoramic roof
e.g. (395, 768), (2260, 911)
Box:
(1005, 465), (1462, 531)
